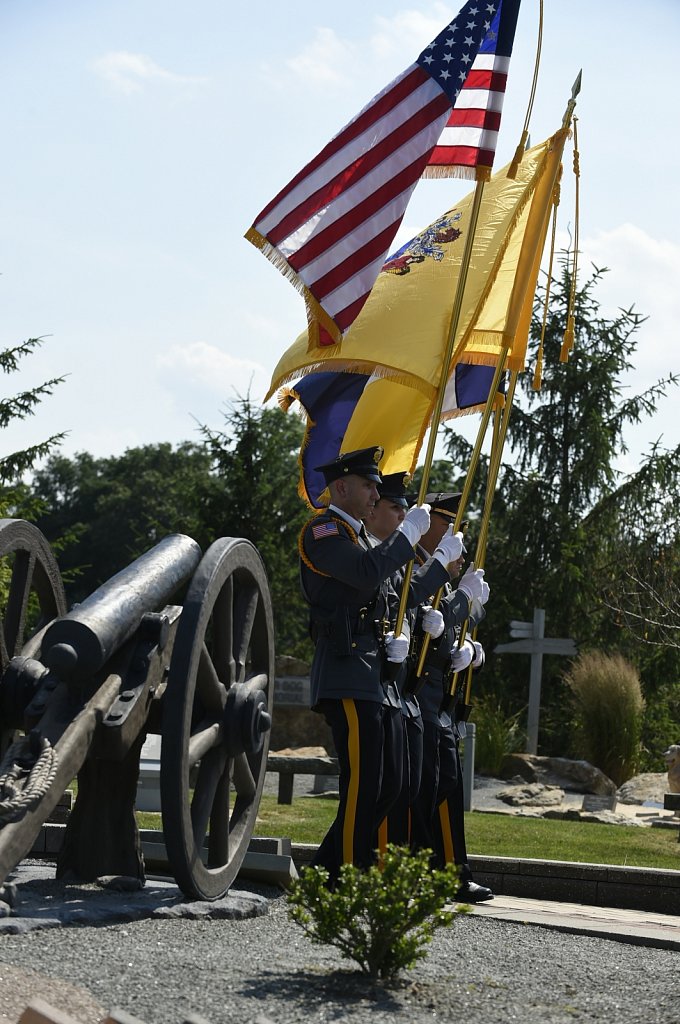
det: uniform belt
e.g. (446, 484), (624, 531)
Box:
(312, 614), (387, 638)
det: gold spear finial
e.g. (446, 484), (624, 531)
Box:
(562, 70), (582, 128)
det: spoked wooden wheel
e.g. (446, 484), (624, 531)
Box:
(0, 520), (66, 752)
(0, 519), (66, 671)
(160, 538), (275, 900)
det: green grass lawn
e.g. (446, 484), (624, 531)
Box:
(137, 795), (680, 871)
(464, 810), (680, 871)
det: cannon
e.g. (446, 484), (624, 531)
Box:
(0, 519), (275, 901)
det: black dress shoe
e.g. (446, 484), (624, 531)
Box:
(455, 880), (494, 903)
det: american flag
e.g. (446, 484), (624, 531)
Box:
(311, 520), (340, 540)
(246, 0), (522, 348)
(425, 1), (520, 177)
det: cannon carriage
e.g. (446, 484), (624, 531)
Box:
(0, 519), (275, 901)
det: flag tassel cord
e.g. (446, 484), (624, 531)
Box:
(507, 0), (544, 180)
(394, 177), (488, 636)
(560, 115), (581, 363)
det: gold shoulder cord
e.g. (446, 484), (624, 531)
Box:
(297, 513), (359, 577)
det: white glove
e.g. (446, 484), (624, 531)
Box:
(470, 639), (485, 669)
(450, 642), (473, 673)
(385, 630), (410, 663)
(457, 565), (487, 604)
(421, 605), (445, 639)
(397, 503), (431, 547)
(433, 528), (464, 567)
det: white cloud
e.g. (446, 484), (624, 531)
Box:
(370, 4), (453, 60)
(157, 342), (267, 397)
(284, 27), (357, 88)
(90, 52), (206, 95)
(276, 4), (453, 91)
(574, 223), (680, 385)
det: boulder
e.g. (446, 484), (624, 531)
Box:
(275, 654), (311, 676)
(270, 746), (329, 758)
(496, 782), (565, 807)
(499, 754), (616, 795)
(616, 772), (667, 805)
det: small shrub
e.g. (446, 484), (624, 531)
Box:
(565, 651), (645, 786)
(287, 845), (467, 981)
(470, 696), (525, 776)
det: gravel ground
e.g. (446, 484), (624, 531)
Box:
(1, 773), (676, 1023)
(1, 881), (679, 1024)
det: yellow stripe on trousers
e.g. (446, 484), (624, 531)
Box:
(438, 800), (454, 864)
(342, 698), (360, 865)
(377, 818), (388, 865)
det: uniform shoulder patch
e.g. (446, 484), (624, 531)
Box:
(312, 520), (339, 540)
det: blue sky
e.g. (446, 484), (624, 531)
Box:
(2, 0), (678, 476)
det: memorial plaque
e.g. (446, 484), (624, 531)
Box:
(581, 794), (618, 812)
(274, 675), (310, 707)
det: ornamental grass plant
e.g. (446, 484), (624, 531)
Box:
(470, 695), (525, 776)
(564, 650), (645, 786)
(287, 845), (468, 982)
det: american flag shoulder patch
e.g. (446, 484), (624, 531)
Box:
(312, 521), (339, 541)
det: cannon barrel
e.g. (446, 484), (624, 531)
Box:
(41, 533), (202, 681)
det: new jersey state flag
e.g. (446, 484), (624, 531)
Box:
(266, 126), (569, 402)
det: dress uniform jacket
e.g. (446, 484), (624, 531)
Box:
(300, 506), (418, 708)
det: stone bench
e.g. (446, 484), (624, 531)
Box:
(267, 754), (339, 804)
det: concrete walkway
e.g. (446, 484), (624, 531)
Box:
(465, 893), (680, 951)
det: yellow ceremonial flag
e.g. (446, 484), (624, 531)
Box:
(342, 364), (504, 478)
(342, 377), (433, 478)
(266, 126), (570, 402)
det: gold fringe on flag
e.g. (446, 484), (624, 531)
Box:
(421, 164), (481, 181)
(244, 226), (343, 349)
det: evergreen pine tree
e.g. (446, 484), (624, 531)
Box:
(444, 260), (679, 757)
(0, 336), (65, 514)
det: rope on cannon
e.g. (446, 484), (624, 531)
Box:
(0, 733), (59, 825)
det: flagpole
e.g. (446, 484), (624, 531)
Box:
(395, 177), (489, 635)
(460, 369), (519, 704)
(475, 371), (518, 568)
(414, 345), (510, 675)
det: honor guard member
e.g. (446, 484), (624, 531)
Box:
(408, 492), (493, 902)
(299, 447), (431, 885)
(367, 473), (463, 848)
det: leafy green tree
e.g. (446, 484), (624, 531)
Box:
(32, 443), (218, 601)
(32, 401), (314, 659)
(199, 396), (312, 659)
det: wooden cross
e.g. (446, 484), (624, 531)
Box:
(494, 607), (577, 754)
